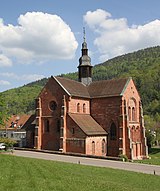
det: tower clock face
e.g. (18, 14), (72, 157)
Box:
(49, 101), (57, 111)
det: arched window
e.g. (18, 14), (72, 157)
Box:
(128, 98), (137, 122)
(102, 139), (105, 154)
(110, 123), (117, 140)
(128, 107), (131, 121)
(77, 103), (80, 112)
(83, 103), (86, 113)
(92, 141), (95, 155)
(132, 107), (136, 121)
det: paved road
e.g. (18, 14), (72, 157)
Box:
(14, 150), (160, 176)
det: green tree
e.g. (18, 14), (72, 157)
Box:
(0, 93), (8, 127)
(144, 115), (156, 148)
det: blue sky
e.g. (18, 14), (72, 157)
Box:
(0, 0), (160, 92)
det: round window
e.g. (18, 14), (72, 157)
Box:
(49, 101), (57, 111)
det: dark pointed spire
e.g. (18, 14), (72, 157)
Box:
(83, 27), (86, 42)
(78, 28), (92, 86)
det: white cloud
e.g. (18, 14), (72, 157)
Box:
(84, 9), (160, 61)
(0, 54), (12, 67)
(0, 72), (45, 82)
(83, 9), (111, 31)
(0, 12), (78, 64)
(0, 72), (17, 78)
(0, 80), (10, 85)
(20, 74), (45, 82)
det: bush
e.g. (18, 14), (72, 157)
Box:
(0, 137), (17, 150)
(119, 154), (129, 162)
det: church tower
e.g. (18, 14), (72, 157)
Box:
(78, 28), (92, 86)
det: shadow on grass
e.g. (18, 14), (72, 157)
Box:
(149, 147), (160, 155)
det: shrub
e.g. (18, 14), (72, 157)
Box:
(0, 137), (17, 150)
(119, 154), (129, 162)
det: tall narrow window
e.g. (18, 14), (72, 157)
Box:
(132, 107), (136, 121)
(102, 139), (105, 154)
(77, 103), (80, 112)
(83, 103), (86, 113)
(57, 119), (60, 132)
(45, 119), (49, 132)
(128, 107), (131, 121)
(128, 98), (136, 122)
(92, 141), (95, 155)
(110, 122), (117, 140)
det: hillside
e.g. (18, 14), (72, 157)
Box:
(1, 46), (160, 117)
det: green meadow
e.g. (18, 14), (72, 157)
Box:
(0, 154), (159, 191)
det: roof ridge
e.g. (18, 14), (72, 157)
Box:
(89, 77), (130, 84)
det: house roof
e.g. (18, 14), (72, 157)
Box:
(68, 113), (107, 136)
(1, 114), (32, 129)
(54, 76), (130, 98)
(21, 114), (36, 131)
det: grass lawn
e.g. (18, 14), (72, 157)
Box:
(0, 154), (160, 191)
(136, 148), (160, 165)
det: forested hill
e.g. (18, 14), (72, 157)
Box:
(93, 46), (160, 116)
(1, 46), (160, 116)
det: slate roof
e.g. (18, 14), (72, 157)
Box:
(68, 113), (107, 136)
(54, 76), (130, 98)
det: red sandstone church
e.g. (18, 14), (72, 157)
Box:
(32, 36), (148, 160)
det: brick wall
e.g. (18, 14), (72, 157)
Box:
(66, 114), (86, 153)
(37, 77), (69, 151)
(68, 98), (90, 114)
(91, 96), (121, 157)
(86, 136), (107, 156)
(123, 79), (148, 159)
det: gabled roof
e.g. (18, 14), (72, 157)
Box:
(54, 76), (131, 98)
(88, 78), (130, 98)
(68, 113), (107, 136)
(1, 114), (31, 129)
(21, 114), (36, 131)
(54, 77), (90, 98)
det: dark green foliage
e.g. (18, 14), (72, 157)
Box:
(0, 137), (17, 149)
(58, 72), (78, 81)
(119, 154), (129, 162)
(94, 46), (160, 116)
(25, 77), (48, 87)
(0, 93), (9, 126)
(1, 85), (44, 115)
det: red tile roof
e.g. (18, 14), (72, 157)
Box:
(2, 114), (32, 129)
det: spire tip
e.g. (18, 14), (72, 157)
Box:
(83, 27), (86, 42)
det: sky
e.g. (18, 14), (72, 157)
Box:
(0, 0), (160, 92)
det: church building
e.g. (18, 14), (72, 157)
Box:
(33, 33), (148, 160)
